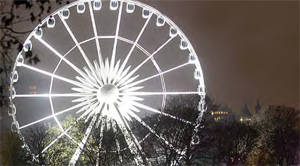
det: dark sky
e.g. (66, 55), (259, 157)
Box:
(143, 0), (299, 112)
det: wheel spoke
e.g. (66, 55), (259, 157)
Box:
(41, 114), (86, 153)
(120, 62), (189, 91)
(19, 98), (96, 130)
(15, 93), (94, 98)
(88, 1), (104, 67)
(130, 100), (192, 124)
(111, 121), (123, 163)
(49, 96), (64, 132)
(111, 1), (124, 71)
(126, 108), (183, 155)
(83, 102), (101, 122)
(121, 91), (203, 96)
(69, 114), (98, 166)
(113, 13), (153, 85)
(114, 104), (147, 166)
(20, 63), (94, 91)
(59, 14), (100, 88)
(122, 86), (143, 92)
(65, 133), (80, 147)
(116, 74), (139, 87)
(36, 37), (95, 87)
(95, 120), (104, 166)
(120, 37), (173, 85)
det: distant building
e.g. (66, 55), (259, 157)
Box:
(211, 104), (233, 122)
(255, 100), (261, 115)
(252, 100), (263, 122)
(239, 104), (252, 122)
(30, 85), (36, 94)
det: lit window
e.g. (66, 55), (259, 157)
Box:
(30, 85), (36, 90)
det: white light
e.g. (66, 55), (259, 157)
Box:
(142, 8), (151, 19)
(11, 71), (18, 83)
(198, 100), (207, 112)
(97, 84), (119, 104)
(11, 121), (19, 132)
(156, 16), (165, 27)
(197, 85), (204, 94)
(180, 38), (188, 50)
(61, 8), (70, 19)
(34, 27), (43, 38)
(110, 0), (118, 10)
(10, 87), (16, 99)
(16, 54), (24, 66)
(194, 69), (201, 79)
(191, 135), (200, 145)
(8, 104), (16, 116)
(169, 27), (177, 37)
(126, 3), (135, 13)
(120, 62), (189, 91)
(93, 0), (102, 10)
(77, 3), (86, 13)
(23, 40), (32, 52)
(47, 16), (55, 28)
(188, 53), (196, 64)
(21, 63), (91, 90)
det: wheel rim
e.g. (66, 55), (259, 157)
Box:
(9, 0), (206, 165)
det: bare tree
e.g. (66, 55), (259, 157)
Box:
(247, 105), (300, 165)
(0, 0), (68, 110)
(135, 95), (220, 166)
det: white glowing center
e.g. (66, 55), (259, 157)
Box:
(97, 84), (119, 103)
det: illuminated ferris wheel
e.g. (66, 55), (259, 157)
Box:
(9, 0), (206, 165)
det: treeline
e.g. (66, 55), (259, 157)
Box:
(1, 95), (299, 165)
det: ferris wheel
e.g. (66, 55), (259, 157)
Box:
(9, 0), (206, 165)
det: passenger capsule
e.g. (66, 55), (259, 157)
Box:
(47, 16), (55, 28)
(126, 3), (135, 13)
(194, 69), (201, 79)
(8, 104), (16, 116)
(156, 16), (165, 27)
(180, 38), (188, 50)
(169, 27), (177, 37)
(34, 27), (43, 38)
(16, 54), (24, 66)
(110, 0), (118, 10)
(192, 135), (200, 145)
(61, 8), (70, 19)
(11, 121), (19, 132)
(197, 85), (204, 94)
(77, 3), (86, 13)
(188, 53), (196, 64)
(93, 0), (102, 10)
(10, 87), (16, 99)
(11, 71), (18, 83)
(142, 8), (151, 19)
(23, 40), (32, 52)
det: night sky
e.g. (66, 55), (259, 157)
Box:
(143, 0), (299, 112)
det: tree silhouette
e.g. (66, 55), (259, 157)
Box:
(0, 130), (30, 165)
(0, 0), (68, 112)
(247, 105), (300, 165)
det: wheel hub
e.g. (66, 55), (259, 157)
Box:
(97, 84), (119, 104)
